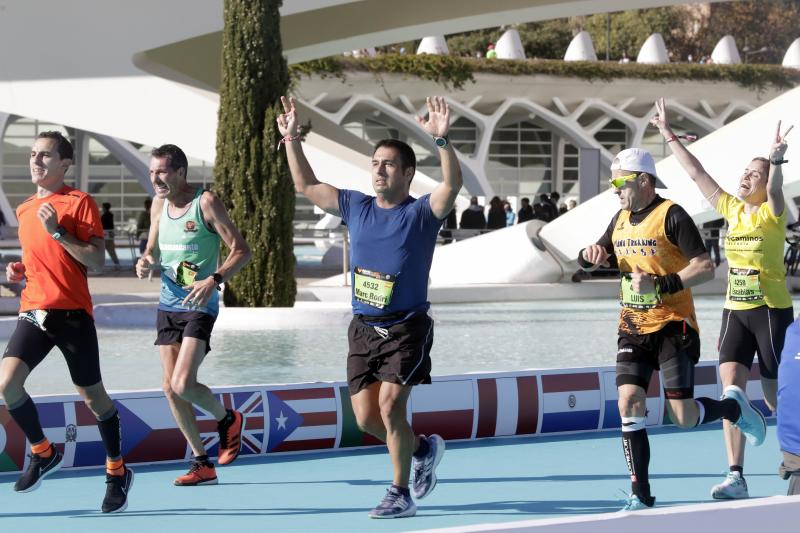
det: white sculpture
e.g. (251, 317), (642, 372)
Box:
(417, 36), (449, 55)
(637, 33), (669, 64)
(564, 31), (598, 61)
(783, 37), (800, 69)
(496, 29), (526, 60)
(711, 35), (741, 65)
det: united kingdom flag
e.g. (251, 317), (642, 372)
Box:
(194, 391), (265, 459)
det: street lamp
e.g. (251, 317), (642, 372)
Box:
(742, 45), (769, 64)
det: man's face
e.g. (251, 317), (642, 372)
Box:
(737, 160), (769, 201)
(149, 156), (183, 199)
(30, 137), (69, 186)
(611, 169), (643, 211)
(371, 146), (412, 196)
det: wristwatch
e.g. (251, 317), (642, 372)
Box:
(51, 225), (67, 241)
(433, 136), (449, 148)
(771, 158), (789, 165)
(212, 272), (224, 290)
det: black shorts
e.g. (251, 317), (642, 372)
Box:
(718, 306), (794, 380)
(155, 310), (216, 353)
(3, 310), (101, 387)
(616, 321), (700, 399)
(347, 313), (433, 395)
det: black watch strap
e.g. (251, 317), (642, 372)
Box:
(771, 158), (789, 165)
(212, 272), (223, 290)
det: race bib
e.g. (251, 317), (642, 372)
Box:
(620, 274), (660, 309)
(353, 267), (396, 309)
(176, 260), (199, 286)
(728, 268), (764, 302)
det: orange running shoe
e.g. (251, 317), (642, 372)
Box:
(174, 460), (218, 486)
(217, 409), (243, 465)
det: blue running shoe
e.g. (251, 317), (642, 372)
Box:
(620, 493), (655, 511)
(724, 385), (766, 446)
(412, 434), (445, 499)
(368, 487), (416, 519)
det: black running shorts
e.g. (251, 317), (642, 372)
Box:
(155, 310), (216, 353)
(718, 306), (793, 380)
(616, 321), (700, 399)
(346, 312), (433, 395)
(3, 309), (102, 387)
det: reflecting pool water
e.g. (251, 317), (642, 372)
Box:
(8, 295), (798, 395)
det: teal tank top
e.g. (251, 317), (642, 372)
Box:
(158, 188), (220, 316)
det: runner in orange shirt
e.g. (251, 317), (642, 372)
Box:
(0, 131), (133, 513)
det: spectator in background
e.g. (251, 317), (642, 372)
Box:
(549, 192), (561, 220)
(702, 218), (725, 268)
(460, 196), (486, 229)
(504, 201), (515, 226)
(559, 203), (568, 216)
(517, 197), (534, 223)
(535, 194), (552, 222)
(101, 202), (120, 270)
(486, 44), (497, 59)
(568, 199), (578, 210)
(137, 198), (153, 254)
(441, 207), (457, 244)
(486, 196), (506, 230)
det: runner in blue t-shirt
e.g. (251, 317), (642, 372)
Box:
(277, 95), (462, 519)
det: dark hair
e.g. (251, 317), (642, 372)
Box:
(102, 202), (111, 210)
(521, 197), (530, 204)
(550, 192), (560, 201)
(373, 139), (416, 172)
(37, 131), (73, 160)
(151, 144), (188, 176)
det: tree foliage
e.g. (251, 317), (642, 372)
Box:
(214, 0), (296, 307)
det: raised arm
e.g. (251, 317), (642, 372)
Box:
(417, 96), (463, 219)
(767, 120), (792, 217)
(651, 97), (722, 204)
(277, 96), (340, 216)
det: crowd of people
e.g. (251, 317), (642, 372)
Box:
(456, 192), (576, 231)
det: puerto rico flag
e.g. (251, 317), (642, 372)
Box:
(410, 379), (474, 440)
(476, 375), (539, 438)
(266, 387), (337, 453)
(196, 391), (265, 457)
(540, 372), (601, 433)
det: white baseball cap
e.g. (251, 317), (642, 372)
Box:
(610, 148), (658, 178)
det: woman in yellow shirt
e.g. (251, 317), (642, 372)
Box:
(652, 98), (793, 500)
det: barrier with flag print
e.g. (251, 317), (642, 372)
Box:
(0, 361), (771, 474)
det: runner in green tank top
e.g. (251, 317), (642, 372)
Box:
(136, 144), (251, 486)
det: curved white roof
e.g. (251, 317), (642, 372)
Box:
(783, 37), (800, 69)
(495, 29), (526, 59)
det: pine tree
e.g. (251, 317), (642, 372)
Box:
(214, 0), (296, 306)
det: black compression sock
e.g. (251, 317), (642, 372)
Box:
(8, 395), (45, 445)
(413, 436), (430, 459)
(97, 409), (122, 459)
(622, 428), (651, 496)
(696, 397), (740, 424)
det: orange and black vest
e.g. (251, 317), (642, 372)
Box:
(612, 200), (698, 335)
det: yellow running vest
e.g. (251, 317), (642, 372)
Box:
(717, 192), (791, 310)
(612, 200), (698, 335)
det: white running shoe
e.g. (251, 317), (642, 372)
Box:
(723, 385), (767, 446)
(412, 434), (445, 499)
(711, 471), (749, 499)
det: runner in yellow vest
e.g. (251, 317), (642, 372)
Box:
(652, 98), (793, 499)
(578, 147), (766, 511)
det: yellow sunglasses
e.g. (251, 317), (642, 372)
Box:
(608, 172), (640, 188)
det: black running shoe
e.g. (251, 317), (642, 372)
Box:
(101, 467), (134, 513)
(14, 445), (63, 493)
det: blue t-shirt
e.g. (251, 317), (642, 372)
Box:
(339, 190), (442, 318)
(779, 319), (800, 455)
